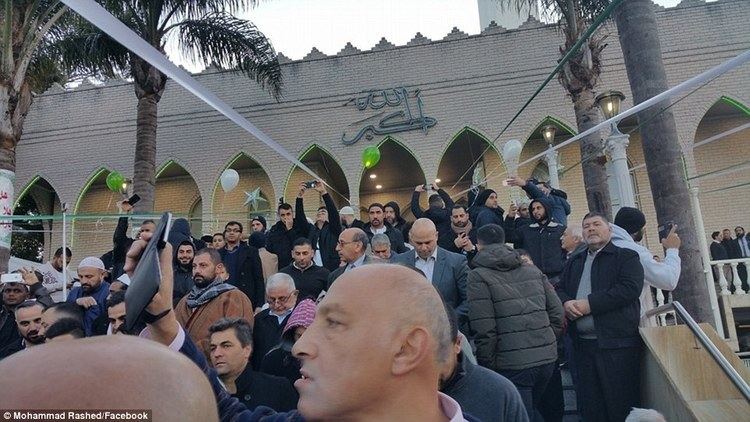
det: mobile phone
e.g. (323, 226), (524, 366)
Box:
(303, 180), (317, 189)
(126, 194), (141, 206)
(124, 212), (172, 332)
(658, 222), (675, 241)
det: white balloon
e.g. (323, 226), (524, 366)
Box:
(220, 169), (239, 193)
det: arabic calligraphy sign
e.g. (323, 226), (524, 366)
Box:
(341, 87), (437, 145)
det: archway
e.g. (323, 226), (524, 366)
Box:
(12, 177), (63, 262)
(72, 168), (123, 263)
(359, 137), (426, 221)
(692, 96), (750, 240)
(155, 160), (203, 235)
(284, 145), (350, 219)
(436, 127), (504, 203)
(211, 153), (274, 232)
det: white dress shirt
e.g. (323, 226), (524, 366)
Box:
(346, 254), (367, 272)
(415, 248), (439, 282)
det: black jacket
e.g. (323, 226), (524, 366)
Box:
(723, 238), (743, 259)
(556, 241), (644, 349)
(252, 309), (291, 370)
(507, 198), (566, 278)
(233, 365), (299, 412)
(279, 264), (329, 301)
(363, 222), (407, 254)
(503, 215), (534, 249)
(710, 241), (729, 261)
(173, 263), (194, 306)
(111, 216), (135, 279)
(306, 193), (343, 272)
(260, 346), (301, 385)
(267, 198), (310, 269)
(439, 227), (478, 264)
(219, 243), (265, 309)
(411, 189), (454, 240)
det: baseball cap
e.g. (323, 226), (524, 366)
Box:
(78, 257), (106, 271)
(340, 206), (355, 216)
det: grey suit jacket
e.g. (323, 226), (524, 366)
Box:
(326, 255), (379, 289)
(392, 247), (468, 316)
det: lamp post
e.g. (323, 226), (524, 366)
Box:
(541, 124), (560, 189)
(502, 139), (523, 203)
(596, 90), (636, 209)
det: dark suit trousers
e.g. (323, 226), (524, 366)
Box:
(574, 338), (640, 422)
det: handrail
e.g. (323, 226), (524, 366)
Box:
(708, 257), (750, 265)
(644, 301), (750, 402)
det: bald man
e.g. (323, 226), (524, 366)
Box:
(393, 218), (469, 319)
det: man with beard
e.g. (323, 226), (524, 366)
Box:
(504, 202), (533, 249)
(384, 201), (408, 242)
(506, 198), (566, 283)
(363, 203), (407, 254)
(13, 301), (47, 350)
(36, 247), (73, 303)
(441, 205), (478, 260)
(176, 248), (254, 358)
(507, 177), (571, 225)
(412, 183), (454, 242)
(339, 206), (365, 230)
(469, 189), (505, 228)
(66, 257), (110, 336)
(267, 195), (310, 270)
(1, 270), (54, 359)
(296, 181), (342, 272)
(174, 241), (196, 305)
(218, 221), (265, 313)
(734, 226), (749, 289)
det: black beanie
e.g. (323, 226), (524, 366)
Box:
(251, 215), (267, 231)
(614, 207), (646, 234)
(473, 189), (496, 208)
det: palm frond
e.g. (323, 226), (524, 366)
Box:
(160, 0), (257, 26)
(175, 12), (282, 98)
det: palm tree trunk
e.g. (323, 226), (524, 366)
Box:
(613, 0), (712, 323)
(573, 90), (612, 220)
(133, 93), (159, 213)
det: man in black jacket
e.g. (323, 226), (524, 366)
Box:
(279, 238), (329, 301)
(412, 183), (454, 242)
(110, 200), (156, 279)
(267, 193), (310, 269)
(556, 212), (644, 422)
(209, 318), (298, 411)
(506, 197), (566, 283)
(440, 205), (478, 261)
(362, 203), (407, 254)
(173, 240), (195, 305)
(252, 274), (297, 370)
(710, 231), (731, 286)
(503, 202), (533, 249)
(297, 181), (342, 272)
(218, 221), (264, 312)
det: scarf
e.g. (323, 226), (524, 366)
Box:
(186, 278), (236, 309)
(451, 220), (473, 236)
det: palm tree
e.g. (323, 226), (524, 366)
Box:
(0, 1), (71, 270)
(498, 0), (612, 217)
(59, 0), (283, 212)
(612, 0), (711, 323)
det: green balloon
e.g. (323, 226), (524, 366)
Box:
(106, 171), (125, 192)
(362, 146), (381, 169)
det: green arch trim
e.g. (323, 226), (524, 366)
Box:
(357, 135), (427, 186)
(210, 152), (273, 216)
(14, 175), (43, 209)
(438, 126), (502, 158)
(530, 116), (578, 139)
(718, 96), (750, 116)
(282, 143), (350, 203)
(73, 167), (112, 215)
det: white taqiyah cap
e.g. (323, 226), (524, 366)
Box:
(340, 206), (355, 216)
(116, 273), (131, 286)
(78, 257), (106, 271)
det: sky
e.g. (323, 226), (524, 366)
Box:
(170, 0), (687, 72)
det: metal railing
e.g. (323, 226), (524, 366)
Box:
(644, 301), (750, 402)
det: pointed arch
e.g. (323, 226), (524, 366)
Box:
(12, 176), (64, 263)
(154, 160), (202, 220)
(358, 136), (426, 219)
(284, 143), (350, 211)
(521, 115), (577, 146)
(436, 126), (504, 195)
(211, 152), (275, 228)
(14, 175), (61, 209)
(73, 167), (113, 214)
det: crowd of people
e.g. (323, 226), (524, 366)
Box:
(0, 178), (684, 422)
(710, 226), (750, 292)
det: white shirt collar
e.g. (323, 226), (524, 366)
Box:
(417, 248), (438, 262)
(439, 392), (468, 422)
(348, 254), (366, 269)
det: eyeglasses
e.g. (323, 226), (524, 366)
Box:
(267, 291), (297, 305)
(337, 239), (356, 246)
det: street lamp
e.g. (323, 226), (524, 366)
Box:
(540, 124), (560, 189)
(596, 90), (635, 209)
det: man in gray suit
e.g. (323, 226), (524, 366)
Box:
(327, 228), (377, 289)
(393, 219), (469, 320)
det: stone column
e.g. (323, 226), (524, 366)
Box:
(605, 132), (636, 208)
(542, 145), (560, 189)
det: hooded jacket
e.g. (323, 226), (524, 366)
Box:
(307, 193), (343, 272)
(411, 189), (455, 240)
(173, 242), (195, 306)
(468, 243), (563, 371)
(508, 198), (566, 278)
(609, 223), (680, 325)
(522, 183), (571, 225)
(267, 198), (311, 269)
(260, 299), (317, 384)
(469, 189), (505, 228)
